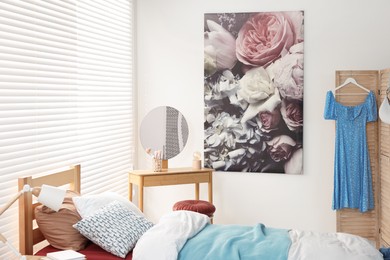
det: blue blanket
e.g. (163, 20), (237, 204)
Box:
(178, 223), (291, 260)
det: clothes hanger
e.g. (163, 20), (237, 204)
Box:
(334, 77), (370, 93)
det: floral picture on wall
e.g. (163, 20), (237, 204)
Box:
(204, 11), (304, 174)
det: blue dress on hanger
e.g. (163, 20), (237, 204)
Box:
(324, 90), (377, 212)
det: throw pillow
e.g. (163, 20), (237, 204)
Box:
(35, 190), (89, 251)
(73, 201), (153, 258)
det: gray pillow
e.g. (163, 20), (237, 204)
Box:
(73, 201), (153, 258)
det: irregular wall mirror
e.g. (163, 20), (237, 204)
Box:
(140, 106), (189, 160)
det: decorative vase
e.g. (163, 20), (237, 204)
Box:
(153, 158), (162, 172)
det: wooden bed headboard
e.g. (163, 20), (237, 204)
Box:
(18, 165), (81, 255)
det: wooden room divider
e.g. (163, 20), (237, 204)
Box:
(334, 69), (390, 247)
(379, 68), (390, 247)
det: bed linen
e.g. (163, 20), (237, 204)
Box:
(133, 210), (209, 260)
(179, 223), (291, 260)
(134, 211), (384, 260)
(288, 229), (383, 260)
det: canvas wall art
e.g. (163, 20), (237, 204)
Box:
(204, 11), (304, 174)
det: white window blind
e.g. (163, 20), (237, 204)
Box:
(0, 0), (134, 257)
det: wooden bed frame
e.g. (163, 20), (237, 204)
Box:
(18, 165), (81, 255)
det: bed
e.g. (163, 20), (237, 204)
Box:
(133, 210), (385, 260)
(19, 165), (384, 260)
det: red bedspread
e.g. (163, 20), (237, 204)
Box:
(35, 243), (133, 260)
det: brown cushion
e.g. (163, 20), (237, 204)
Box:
(173, 200), (216, 217)
(35, 190), (89, 251)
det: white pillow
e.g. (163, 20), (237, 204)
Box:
(73, 201), (153, 258)
(72, 191), (144, 218)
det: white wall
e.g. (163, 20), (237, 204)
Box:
(135, 0), (390, 232)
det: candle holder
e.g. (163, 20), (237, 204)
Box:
(192, 151), (202, 169)
(192, 159), (201, 169)
(162, 159), (168, 169)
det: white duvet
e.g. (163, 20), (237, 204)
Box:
(133, 211), (383, 260)
(288, 229), (383, 260)
(133, 211), (210, 260)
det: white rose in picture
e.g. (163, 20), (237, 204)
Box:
(238, 67), (282, 123)
(238, 67), (274, 104)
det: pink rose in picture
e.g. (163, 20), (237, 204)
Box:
(258, 109), (281, 131)
(281, 98), (303, 132)
(284, 147), (303, 174)
(266, 135), (296, 162)
(236, 12), (302, 67)
(266, 135), (302, 174)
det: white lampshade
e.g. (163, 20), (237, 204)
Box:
(37, 184), (66, 212)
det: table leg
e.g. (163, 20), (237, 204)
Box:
(129, 182), (133, 201)
(208, 173), (213, 204)
(208, 172), (213, 224)
(139, 177), (144, 212)
(195, 183), (199, 200)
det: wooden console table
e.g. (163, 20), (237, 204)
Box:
(128, 167), (213, 212)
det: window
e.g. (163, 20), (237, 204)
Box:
(0, 0), (134, 256)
